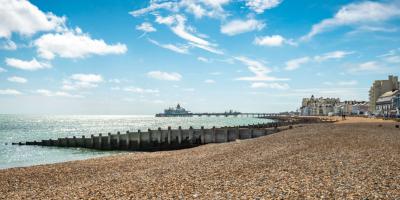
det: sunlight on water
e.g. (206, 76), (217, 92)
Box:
(0, 115), (272, 169)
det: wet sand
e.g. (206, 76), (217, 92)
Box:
(1, 119), (399, 199)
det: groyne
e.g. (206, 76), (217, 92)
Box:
(13, 117), (333, 151)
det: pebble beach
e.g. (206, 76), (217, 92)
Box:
(1, 118), (399, 199)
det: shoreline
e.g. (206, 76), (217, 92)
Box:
(1, 118), (399, 198)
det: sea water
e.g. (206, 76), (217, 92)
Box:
(0, 115), (272, 169)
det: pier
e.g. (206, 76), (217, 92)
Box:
(13, 117), (333, 151)
(155, 112), (279, 117)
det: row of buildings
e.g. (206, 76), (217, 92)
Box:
(300, 75), (400, 117)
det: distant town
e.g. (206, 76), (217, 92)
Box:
(300, 75), (399, 117)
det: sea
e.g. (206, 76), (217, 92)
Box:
(0, 115), (273, 169)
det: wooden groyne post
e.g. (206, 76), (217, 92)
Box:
(13, 117), (332, 151)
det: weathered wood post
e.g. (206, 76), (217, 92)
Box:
(212, 126), (216, 143)
(148, 128), (153, 146)
(178, 126), (182, 144)
(91, 134), (95, 148)
(116, 131), (121, 149)
(157, 127), (162, 145)
(189, 126), (194, 144)
(167, 126), (172, 144)
(82, 135), (86, 147)
(235, 126), (240, 140)
(137, 130), (142, 148)
(98, 133), (103, 150)
(200, 126), (205, 144)
(72, 136), (77, 147)
(250, 128), (254, 138)
(224, 127), (228, 142)
(126, 131), (130, 150)
(107, 133), (112, 150)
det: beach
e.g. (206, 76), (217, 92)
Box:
(1, 118), (399, 199)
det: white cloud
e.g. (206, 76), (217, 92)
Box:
(130, 0), (229, 19)
(62, 74), (103, 90)
(379, 49), (400, 63)
(338, 80), (358, 86)
(0, 67), (6, 73)
(130, 2), (178, 17)
(0, 89), (22, 95)
(0, 0), (66, 38)
(384, 55), (400, 63)
(314, 51), (354, 62)
(234, 56), (288, 81)
(109, 79), (121, 84)
(5, 57), (51, 71)
(148, 38), (189, 54)
(123, 87), (159, 94)
(284, 56), (310, 71)
(147, 71), (182, 81)
(204, 79), (215, 83)
(197, 56), (210, 63)
(169, 15), (211, 47)
(35, 89), (83, 98)
(245, 0), (282, 13)
(221, 18), (265, 36)
(250, 82), (289, 89)
(348, 61), (382, 73)
(34, 28), (127, 60)
(302, 1), (400, 40)
(155, 14), (223, 54)
(136, 22), (156, 32)
(7, 76), (27, 84)
(1, 40), (17, 50)
(254, 35), (296, 47)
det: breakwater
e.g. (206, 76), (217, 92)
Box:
(13, 117), (332, 151)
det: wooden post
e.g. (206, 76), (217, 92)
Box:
(82, 135), (86, 147)
(224, 127), (228, 142)
(200, 126), (205, 144)
(167, 126), (172, 144)
(91, 134), (95, 148)
(235, 126), (240, 140)
(107, 133), (112, 149)
(250, 128), (254, 138)
(212, 126), (216, 143)
(98, 133), (103, 149)
(138, 130), (142, 148)
(116, 131), (121, 149)
(178, 126), (182, 144)
(189, 126), (193, 144)
(157, 127), (162, 145)
(148, 129), (152, 146)
(126, 131), (130, 150)
(73, 136), (77, 147)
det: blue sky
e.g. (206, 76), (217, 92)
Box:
(0, 0), (400, 114)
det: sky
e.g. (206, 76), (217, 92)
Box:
(0, 0), (400, 114)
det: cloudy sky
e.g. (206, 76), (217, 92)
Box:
(0, 0), (400, 114)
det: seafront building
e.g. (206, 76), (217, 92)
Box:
(375, 90), (400, 117)
(369, 75), (399, 114)
(300, 95), (340, 116)
(300, 95), (369, 116)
